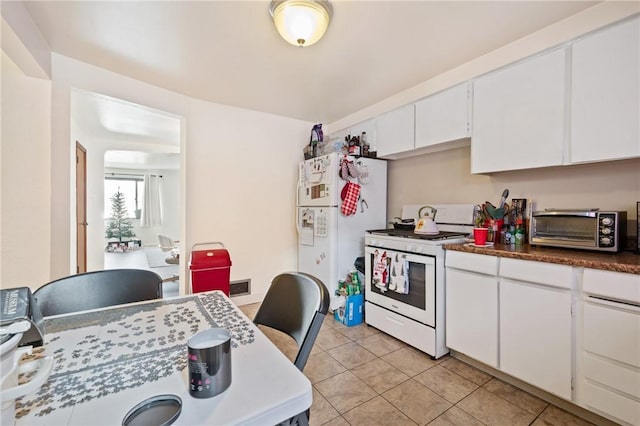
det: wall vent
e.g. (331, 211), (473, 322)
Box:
(230, 279), (251, 296)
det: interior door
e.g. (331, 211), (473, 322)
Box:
(76, 142), (87, 273)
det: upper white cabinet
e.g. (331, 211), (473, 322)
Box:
(350, 119), (377, 151)
(376, 104), (415, 158)
(415, 83), (471, 149)
(570, 17), (640, 163)
(471, 48), (567, 174)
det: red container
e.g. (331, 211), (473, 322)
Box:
(189, 242), (231, 295)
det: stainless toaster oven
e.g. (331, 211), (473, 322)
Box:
(530, 209), (627, 252)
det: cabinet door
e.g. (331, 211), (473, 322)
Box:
(471, 48), (566, 173)
(570, 17), (640, 163)
(445, 268), (498, 368)
(500, 279), (572, 399)
(376, 104), (415, 158)
(415, 83), (470, 149)
(330, 127), (351, 142)
(350, 119), (377, 152)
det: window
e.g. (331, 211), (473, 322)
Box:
(104, 175), (144, 218)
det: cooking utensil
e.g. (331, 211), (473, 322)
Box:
(390, 217), (415, 230)
(485, 201), (507, 220)
(498, 189), (509, 209)
(415, 206), (439, 234)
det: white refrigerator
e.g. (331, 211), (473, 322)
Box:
(296, 152), (387, 299)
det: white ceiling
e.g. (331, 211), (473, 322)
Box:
(24, 0), (599, 125)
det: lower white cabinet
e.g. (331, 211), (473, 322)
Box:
(446, 268), (499, 368)
(445, 251), (499, 368)
(500, 278), (572, 399)
(445, 252), (640, 425)
(578, 268), (640, 425)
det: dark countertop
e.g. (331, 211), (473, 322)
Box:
(443, 242), (640, 275)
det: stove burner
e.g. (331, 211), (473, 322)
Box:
(367, 229), (469, 241)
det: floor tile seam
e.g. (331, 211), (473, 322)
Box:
(306, 366), (347, 385)
(416, 378), (479, 406)
(349, 369), (413, 397)
(323, 344), (374, 370)
(378, 377), (454, 421)
(316, 339), (353, 352)
(478, 380), (550, 417)
(321, 385), (379, 418)
(443, 403), (490, 426)
(457, 386), (538, 423)
(335, 340), (379, 362)
(436, 362), (490, 389)
(339, 393), (400, 423)
(526, 410), (547, 426)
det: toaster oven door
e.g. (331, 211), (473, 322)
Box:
(531, 213), (597, 248)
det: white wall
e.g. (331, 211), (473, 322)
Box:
(51, 54), (311, 303)
(0, 52), (51, 289)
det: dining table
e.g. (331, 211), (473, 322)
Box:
(14, 290), (312, 425)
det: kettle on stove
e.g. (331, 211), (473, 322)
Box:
(415, 205), (439, 235)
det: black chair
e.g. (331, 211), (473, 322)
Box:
(253, 272), (330, 372)
(33, 269), (163, 317)
(253, 272), (330, 426)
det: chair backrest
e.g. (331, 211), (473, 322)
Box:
(157, 234), (176, 252)
(33, 269), (163, 317)
(253, 272), (330, 371)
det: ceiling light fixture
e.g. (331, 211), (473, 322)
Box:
(269, 0), (332, 47)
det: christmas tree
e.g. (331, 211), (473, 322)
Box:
(105, 189), (136, 242)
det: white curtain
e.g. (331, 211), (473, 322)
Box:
(141, 174), (163, 227)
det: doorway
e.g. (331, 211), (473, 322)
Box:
(70, 89), (182, 288)
(76, 141), (87, 274)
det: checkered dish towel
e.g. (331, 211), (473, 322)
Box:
(341, 182), (361, 216)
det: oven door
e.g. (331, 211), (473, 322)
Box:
(364, 246), (436, 326)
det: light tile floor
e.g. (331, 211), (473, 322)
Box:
(238, 302), (598, 426)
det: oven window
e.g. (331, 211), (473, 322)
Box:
(369, 258), (426, 310)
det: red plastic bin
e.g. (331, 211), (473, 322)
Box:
(189, 242), (232, 295)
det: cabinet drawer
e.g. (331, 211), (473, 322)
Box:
(365, 302), (436, 356)
(445, 251), (498, 276)
(500, 258), (572, 289)
(583, 269), (640, 304)
(582, 381), (640, 426)
(583, 301), (640, 368)
(583, 353), (640, 398)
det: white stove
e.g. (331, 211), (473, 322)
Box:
(364, 204), (474, 359)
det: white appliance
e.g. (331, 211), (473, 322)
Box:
(364, 204), (474, 359)
(297, 153), (387, 298)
